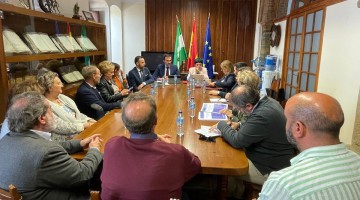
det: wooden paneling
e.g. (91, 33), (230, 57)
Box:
(145, 0), (257, 75)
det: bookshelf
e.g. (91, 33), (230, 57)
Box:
(0, 3), (107, 122)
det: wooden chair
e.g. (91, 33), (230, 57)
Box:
(243, 181), (262, 200)
(0, 184), (22, 200)
(90, 190), (101, 200)
(269, 78), (286, 108)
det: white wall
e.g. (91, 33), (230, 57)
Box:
(121, 2), (145, 74)
(110, 5), (123, 66)
(318, 0), (360, 144)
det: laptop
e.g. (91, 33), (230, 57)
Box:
(190, 74), (205, 83)
(167, 75), (181, 84)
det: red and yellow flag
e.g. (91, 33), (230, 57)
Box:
(187, 17), (198, 70)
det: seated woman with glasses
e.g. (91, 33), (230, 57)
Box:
(37, 70), (96, 141)
(187, 57), (209, 81)
(206, 60), (236, 93)
(97, 61), (130, 103)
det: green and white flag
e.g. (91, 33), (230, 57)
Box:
(173, 20), (187, 69)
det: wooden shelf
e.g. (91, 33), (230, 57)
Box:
(5, 51), (106, 62)
(0, 3), (104, 28)
(0, 3), (108, 122)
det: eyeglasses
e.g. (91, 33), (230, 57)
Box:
(198, 134), (217, 142)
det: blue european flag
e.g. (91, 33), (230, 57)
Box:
(203, 15), (214, 79)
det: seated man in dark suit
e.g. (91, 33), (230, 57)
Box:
(0, 92), (103, 200)
(75, 65), (121, 120)
(101, 93), (201, 200)
(127, 56), (154, 92)
(152, 53), (179, 81)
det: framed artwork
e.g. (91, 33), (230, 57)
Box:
(19, 0), (30, 9)
(82, 11), (95, 21)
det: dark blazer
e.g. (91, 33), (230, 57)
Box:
(97, 76), (124, 103)
(218, 83), (238, 98)
(152, 64), (179, 79)
(215, 73), (236, 93)
(0, 131), (103, 200)
(217, 96), (295, 175)
(75, 81), (121, 120)
(127, 67), (154, 92)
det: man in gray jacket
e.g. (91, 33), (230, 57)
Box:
(216, 85), (295, 198)
(0, 92), (103, 200)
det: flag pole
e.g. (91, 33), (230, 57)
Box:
(176, 14), (179, 22)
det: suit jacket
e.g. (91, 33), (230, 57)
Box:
(127, 67), (154, 92)
(97, 76), (124, 103)
(214, 73), (236, 93)
(0, 131), (103, 200)
(218, 83), (238, 98)
(49, 94), (92, 139)
(101, 136), (201, 200)
(152, 63), (179, 79)
(217, 96), (295, 175)
(75, 81), (121, 120)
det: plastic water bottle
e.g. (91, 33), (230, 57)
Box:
(176, 110), (184, 137)
(189, 97), (195, 118)
(191, 78), (195, 90)
(174, 75), (177, 86)
(154, 81), (158, 93)
(202, 79), (206, 93)
(162, 77), (165, 88)
(150, 84), (155, 95)
(186, 84), (191, 102)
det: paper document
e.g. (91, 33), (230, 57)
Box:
(194, 126), (222, 137)
(198, 112), (227, 121)
(209, 98), (227, 103)
(200, 103), (228, 113)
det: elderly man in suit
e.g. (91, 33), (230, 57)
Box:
(75, 65), (121, 120)
(152, 54), (179, 81)
(127, 56), (154, 92)
(0, 92), (103, 200)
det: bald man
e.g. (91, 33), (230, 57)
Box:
(258, 92), (360, 199)
(100, 93), (201, 200)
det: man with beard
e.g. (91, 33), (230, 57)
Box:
(258, 92), (360, 199)
(0, 92), (103, 200)
(215, 85), (295, 199)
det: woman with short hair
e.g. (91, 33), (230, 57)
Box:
(97, 61), (130, 103)
(37, 70), (96, 141)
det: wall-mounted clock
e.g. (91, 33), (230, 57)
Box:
(270, 24), (281, 47)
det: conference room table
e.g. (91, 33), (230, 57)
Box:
(72, 82), (248, 199)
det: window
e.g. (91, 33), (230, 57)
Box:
(284, 9), (324, 99)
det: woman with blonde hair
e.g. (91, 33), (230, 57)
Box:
(207, 60), (236, 93)
(38, 70), (96, 141)
(97, 61), (129, 103)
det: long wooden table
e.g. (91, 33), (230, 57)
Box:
(73, 83), (248, 176)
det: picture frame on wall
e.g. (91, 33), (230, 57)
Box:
(82, 11), (95, 22)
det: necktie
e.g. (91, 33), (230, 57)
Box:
(165, 67), (169, 77)
(140, 70), (144, 81)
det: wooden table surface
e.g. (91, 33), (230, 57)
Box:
(73, 83), (248, 176)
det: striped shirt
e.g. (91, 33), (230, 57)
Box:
(258, 143), (360, 200)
